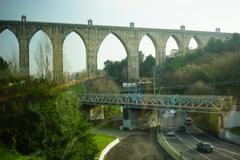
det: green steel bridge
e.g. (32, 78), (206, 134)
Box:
(79, 93), (233, 114)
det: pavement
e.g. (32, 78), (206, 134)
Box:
(93, 128), (173, 160)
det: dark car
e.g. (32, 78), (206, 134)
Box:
(184, 117), (192, 126)
(196, 142), (213, 153)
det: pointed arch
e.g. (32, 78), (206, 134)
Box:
(29, 30), (53, 78)
(0, 28), (20, 73)
(138, 34), (156, 78)
(62, 31), (87, 74)
(63, 30), (87, 47)
(0, 27), (18, 40)
(188, 36), (201, 49)
(138, 34), (156, 58)
(97, 33), (128, 69)
(165, 35), (180, 56)
(30, 28), (52, 43)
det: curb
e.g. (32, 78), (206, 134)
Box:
(98, 138), (120, 160)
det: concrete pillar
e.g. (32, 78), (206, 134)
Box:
(52, 37), (64, 82)
(19, 37), (29, 77)
(218, 114), (224, 137)
(155, 39), (167, 66)
(84, 30), (102, 78)
(123, 107), (138, 130)
(18, 23), (30, 77)
(128, 52), (139, 80)
(198, 37), (209, 48)
(178, 37), (189, 53)
(90, 105), (104, 120)
(86, 42), (98, 78)
(126, 42), (139, 80)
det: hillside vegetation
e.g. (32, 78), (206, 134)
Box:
(0, 70), (98, 160)
(157, 33), (240, 95)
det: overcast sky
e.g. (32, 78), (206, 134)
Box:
(0, 0), (240, 73)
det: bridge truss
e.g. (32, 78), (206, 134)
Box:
(79, 94), (233, 114)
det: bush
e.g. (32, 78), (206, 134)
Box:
(0, 81), (98, 160)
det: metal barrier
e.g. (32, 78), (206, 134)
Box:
(156, 129), (188, 160)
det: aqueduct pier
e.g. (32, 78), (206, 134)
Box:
(0, 17), (232, 80)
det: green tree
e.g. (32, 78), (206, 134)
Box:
(204, 38), (225, 53)
(0, 82), (98, 160)
(225, 33), (240, 51)
(140, 54), (155, 77)
(0, 56), (11, 80)
(104, 58), (127, 83)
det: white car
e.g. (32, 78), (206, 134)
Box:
(166, 129), (176, 136)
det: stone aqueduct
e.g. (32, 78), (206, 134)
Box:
(0, 17), (232, 80)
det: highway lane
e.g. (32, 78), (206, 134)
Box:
(164, 135), (205, 160)
(163, 125), (240, 160)
(190, 132), (240, 160)
(176, 133), (236, 160)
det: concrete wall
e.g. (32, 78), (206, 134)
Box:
(0, 20), (232, 80)
(224, 106), (240, 128)
(222, 130), (240, 145)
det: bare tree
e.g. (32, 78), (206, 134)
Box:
(8, 47), (19, 76)
(34, 36), (53, 80)
(63, 48), (71, 81)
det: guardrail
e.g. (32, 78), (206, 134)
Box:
(156, 129), (188, 160)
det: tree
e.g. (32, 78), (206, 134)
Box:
(138, 51), (144, 65)
(103, 58), (128, 83)
(0, 56), (11, 79)
(225, 33), (240, 51)
(34, 36), (53, 80)
(204, 38), (225, 53)
(0, 81), (98, 160)
(140, 54), (155, 77)
(8, 48), (19, 76)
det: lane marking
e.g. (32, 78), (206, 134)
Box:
(192, 126), (239, 148)
(190, 134), (238, 160)
(176, 134), (211, 160)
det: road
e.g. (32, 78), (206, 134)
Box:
(163, 125), (240, 160)
(104, 129), (173, 160)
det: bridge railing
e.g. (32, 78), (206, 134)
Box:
(79, 93), (233, 113)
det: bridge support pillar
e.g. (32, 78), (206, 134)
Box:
(123, 107), (138, 130)
(52, 36), (64, 82)
(19, 37), (30, 77)
(218, 114), (224, 137)
(90, 105), (105, 120)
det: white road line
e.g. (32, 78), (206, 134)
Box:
(176, 134), (211, 160)
(192, 126), (239, 148)
(190, 134), (238, 160)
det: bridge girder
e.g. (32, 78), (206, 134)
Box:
(79, 94), (233, 114)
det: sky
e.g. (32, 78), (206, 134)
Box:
(0, 0), (240, 74)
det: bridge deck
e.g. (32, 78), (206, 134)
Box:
(79, 94), (233, 114)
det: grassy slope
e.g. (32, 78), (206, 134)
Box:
(68, 82), (86, 94)
(0, 146), (42, 160)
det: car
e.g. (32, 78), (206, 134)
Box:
(196, 142), (213, 153)
(166, 129), (176, 136)
(184, 117), (192, 126)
